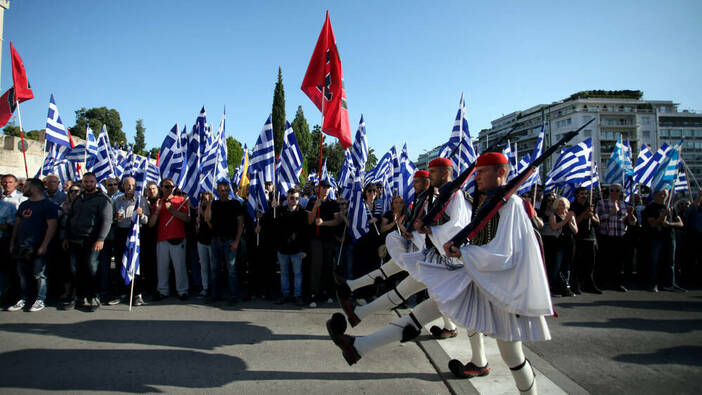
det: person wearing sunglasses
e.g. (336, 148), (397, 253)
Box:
(272, 188), (308, 306)
(595, 183), (637, 292)
(148, 178), (191, 301)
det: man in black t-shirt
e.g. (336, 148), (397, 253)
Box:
(570, 187), (601, 294)
(205, 181), (245, 303)
(306, 180), (340, 306)
(8, 179), (58, 312)
(642, 190), (685, 292)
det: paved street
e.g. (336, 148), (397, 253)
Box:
(0, 289), (700, 394)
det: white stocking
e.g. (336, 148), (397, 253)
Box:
(355, 275), (425, 320)
(497, 340), (537, 395)
(442, 315), (457, 331)
(467, 330), (487, 367)
(347, 259), (403, 291)
(354, 299), (441, 356)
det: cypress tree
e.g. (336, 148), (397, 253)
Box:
(272, 67), (286, 156)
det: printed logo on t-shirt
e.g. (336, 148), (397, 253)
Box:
(21, 208), (32, 218)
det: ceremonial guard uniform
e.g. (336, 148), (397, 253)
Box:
(328, 153), (551, 395)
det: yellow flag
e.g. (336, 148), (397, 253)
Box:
(238, 149), (250, 198)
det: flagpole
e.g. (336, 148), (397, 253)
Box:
(316, 87), (326, 234)
(682, 159), (701, 190)
(128, 275), (135, 312)
(15, 102), (30, 178)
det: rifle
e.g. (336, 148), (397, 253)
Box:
(448, 118), (593, 247)
(420, 124), (519, 227)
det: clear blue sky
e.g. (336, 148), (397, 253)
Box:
(3, 0), (701, 161)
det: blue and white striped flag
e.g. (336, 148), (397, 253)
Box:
(502, 140), (519, 181)
(351, 115), (368, 172)
(390, 145), (401, 194)
(91, 129), (117, 183)
(159, 124), (184, 182)
(181, 114), (204, 203)
(636, 143), (671, 188)
(276, 121), (303, 197)
(214, 110), (230, 185)
(544, 138), (593, 192)
(398, 143), (416, 205)
(674, 167), (689, 193)
(439, 93), (477, 179)
(348, 175), (369, 240)
(651, 139), (683, 193)
(250, 115), (275, 182)
(604, 135), (629, 184)
(45, 94), (71, 148)
(121, 158), (146, 286)
(321, 158), (337, 200)
(631, 143), (652, 185)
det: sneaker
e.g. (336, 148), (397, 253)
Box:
(29, 300), (45, 312)
(107, 297), (122, 306)
(617, 285), (629, 292)
(327, 298), (334, 304)
(449, 360), (490, 379)
(89, 297), (100, 312)
(648, 285), (659, 293)
(308, 301), (317, 308)
(134, 294), (145, 306)
(63, 299), (76, 310)
(197, 289), (207, 299)
(8, 299), (25, 312)
(672, 284), (688, 293)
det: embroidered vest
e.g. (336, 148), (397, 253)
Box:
(471, 194), (500, 246)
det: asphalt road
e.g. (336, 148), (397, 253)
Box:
(526, 288), (702, 395)
(0, 288), (700, 394)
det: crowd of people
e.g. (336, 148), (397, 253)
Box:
(0, 168), (700, 314)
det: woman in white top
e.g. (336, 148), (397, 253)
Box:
(546, 196), (578, 296)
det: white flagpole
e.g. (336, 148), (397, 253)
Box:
(164, 196), (190, 227)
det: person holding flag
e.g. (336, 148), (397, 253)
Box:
(111, 176), (150, 306)
(595, 184), (637, 292)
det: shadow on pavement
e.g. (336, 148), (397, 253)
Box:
(613, 346), (702, 367)
(563, 318), (702, 333)
(556, 300), (702, 312)
(0, 320), (328, 350)
(0, 348), (441, 392)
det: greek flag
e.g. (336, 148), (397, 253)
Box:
(398, 143), (416, 205)
(44, 94), (71, 148)
(321, 158), (337, 200)
(276, 121), (303, 197)
(366, 149), (392, 185)
(246, 168), (268, 218)
(604, 135), (629, 184)
(348, 175), (369, 240)
(214, 110), (230, 185)
(200, 119), (223, 195)
(517, 124), (545, 195)
(159, 124), (184, 181)
(631, 143), (652, 185)
(351, 115), (368, 171)
(650, 139), (683, 193)
(502, 140), (519, 181)
(306, 170), (319, 186)
(544, 138), (593, 192)
(91, 130), (117, 183)
(337, 150), (354, 200)
(439, 93), (477, 179)
(674, 167), (689, 193)
(636, 143), (671, 188)
(390, 145), (401, 194)
(250, 115), (275, 182)
(121, 158), (146, 286)
(181, 113), (204, 203)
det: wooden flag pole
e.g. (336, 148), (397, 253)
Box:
(15, 102), (30, 178)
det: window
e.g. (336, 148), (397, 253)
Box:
(642, 130), (650, 138)
(567, 118), (572, 125)
(642, 117), (651, 125)
(671, 129), (682, 137)
(696, 129), (702, 138)
(660, 129), (669, 137)
(683, 129), (693, 137)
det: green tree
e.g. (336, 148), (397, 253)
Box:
(149, 147), (160, 159)
(2, 125), (43, 140)
(272, 67), (286, 156)
(134, 119), (147, 155)
(226, 136), (243, 176)
(71, 107), (125, 144)
(366, 148), (378, 172)
(291, 105), (312, 157)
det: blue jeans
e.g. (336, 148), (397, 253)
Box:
(69, 241), (101, 300)
(16, 254), (48, 302)
(210, 239), (238, 300)
(649, 237), (675, 287)
(278, 252), (303, 297)
(334, 244), (354, 280)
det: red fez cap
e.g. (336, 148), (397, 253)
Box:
(476, 152), (509, 167)
(428, 157), (452, 168)
(413, 170), (429, 179)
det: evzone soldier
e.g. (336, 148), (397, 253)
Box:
(328, 152), (552, 395)
(333, 166), (460, 338)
